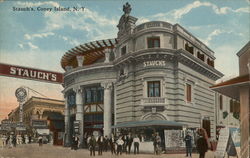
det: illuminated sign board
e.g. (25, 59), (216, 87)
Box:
(0, 63), (63, 84)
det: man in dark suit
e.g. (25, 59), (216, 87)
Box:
(89, 135), (96, 156)
(184, 132), (193, 157)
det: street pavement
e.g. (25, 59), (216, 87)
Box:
(0, 144), (220, 158)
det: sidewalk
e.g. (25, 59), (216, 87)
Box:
(0, 144), (222, 158)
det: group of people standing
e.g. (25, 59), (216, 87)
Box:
(0, 134), (32, 148)
(87, 133), (141, 156)
(184, 128), (209, 158)
(71, 133), (141, 156)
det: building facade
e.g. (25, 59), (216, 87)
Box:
(61, 3), (223, 147)
(215, 94), (240, 127)
(8, 96), (65, 145)
(212, 42), (249, 158)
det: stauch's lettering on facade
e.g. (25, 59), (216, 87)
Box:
(143, 60), (166, 67)
(0, 63), (63, 84)
(10, 67), (57, 81)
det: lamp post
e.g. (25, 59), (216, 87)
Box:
(15, 87), (27, 131)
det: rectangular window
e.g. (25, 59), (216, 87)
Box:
(85, 86), (103, 104)
(147, 37), (160, 48)
(121, 46), (126, 55)
(219, 95), (223, 110)
(186, 83), (192, 102)
(230, 99), (234, 113)
(147, 81), (161, 97)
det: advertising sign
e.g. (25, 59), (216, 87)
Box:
(0, 63), (63, 84)
(215, 127), (229, 158)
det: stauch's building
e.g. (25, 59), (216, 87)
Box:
(61, 3), (223, 149)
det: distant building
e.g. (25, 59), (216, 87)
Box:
(8, 96), (65, 145)
(61, 3), (223, 149)
(211, 41), (250, 158)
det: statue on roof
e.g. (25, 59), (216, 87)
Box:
(123, 2), (131, 16)
(117, 2), (137, 39)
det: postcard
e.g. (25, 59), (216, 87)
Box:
(0, 0), (249, 158)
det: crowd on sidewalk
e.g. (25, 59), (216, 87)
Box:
(0, 134), (32, 148)
(69, 128), (210, 158)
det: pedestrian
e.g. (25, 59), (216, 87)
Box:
(196, 129), (208, 158)
(28, 135), (32, 144)
(97, 135), (104, 155)
(12, 135), (17, 147)
(133, 135), (140, 155)
(122, 134), (128, 153)
(25, 135), (29, 144)
(184, 131), (193, 157)
(72, 135), (79, 150)
(2, 135), (7, 147)
(103, 135), (109, 152)
(110, 134), (116, 155)
(21, 134), (25, 144)
(87, 135), (91, 148)
(127, 133), (133, 154)
(116, 136), (124, 155)
(38, 136), (43, 146)
(89, 135), (96, 156)
(154, 132), (161, 155)
(6, 135), (9, 147)
(9, 135), (13, 148)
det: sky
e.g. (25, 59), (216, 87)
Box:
(0, 0), (249, 121)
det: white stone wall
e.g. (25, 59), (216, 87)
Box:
(215, 93), (240, 128)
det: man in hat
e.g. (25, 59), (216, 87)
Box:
(184, 131), (193, 157)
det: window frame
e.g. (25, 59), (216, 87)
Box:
(121, 45), (127, 56)
(147, 81), (161, 97)
(147, 37), (160, 48)
(185, 83), (192, 103)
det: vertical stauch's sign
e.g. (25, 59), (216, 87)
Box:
(0, 63), (63, 84)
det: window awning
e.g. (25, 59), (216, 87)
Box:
(111, 120), (186, 129)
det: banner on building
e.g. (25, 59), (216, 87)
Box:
(0, 63), (63, 84)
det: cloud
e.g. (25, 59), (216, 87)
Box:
(150, 1), (249, 24)
(59, 35), (80, 46)
(24, 32), (55, 40)
(202, 29), (224, 45)
(18, 43), (24, 49)
(27, 42), (39, 49)
(234, 7), (250, 13)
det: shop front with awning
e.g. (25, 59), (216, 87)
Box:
(112, 120), (187, 153)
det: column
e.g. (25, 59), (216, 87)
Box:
(74, 86), (84, 148)
(19, 102), (23, 123)
(101, 82), (113, 137)
(76, 55), (84, 67)
(104, 48), (111, 63)
(64, 94), (70, 147)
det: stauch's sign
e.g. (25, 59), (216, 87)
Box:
(0, 63), (63, 84)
